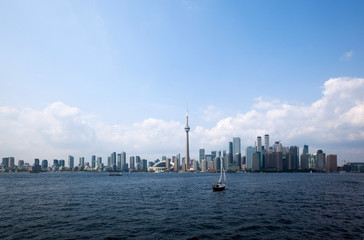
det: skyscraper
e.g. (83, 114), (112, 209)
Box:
(185, 109), (190, 169)
(256, 136), (262, 152)
(199, 149), (205, 164)
(327, 155), (337, 172)
(264, 134), (269, 151)
(91, 155), (96, 168)
(68, 155), (74, 169)
(246, 146), (256, 170)
(121, 152), (126, 171)
(233, 137), (241, 155)
(303, 145), (309, 154)
(129, 156), (135, 171)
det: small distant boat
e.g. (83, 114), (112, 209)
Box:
(212, 158), (226, 191)
(108, 173), (122, 176)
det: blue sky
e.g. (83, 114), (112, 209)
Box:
(1, 1), (364, 163)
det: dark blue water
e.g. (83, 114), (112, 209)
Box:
(0, 172), (363, 239)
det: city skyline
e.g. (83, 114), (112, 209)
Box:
(1, 1), (364, 163)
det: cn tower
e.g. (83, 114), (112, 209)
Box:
(185, 109), (190, 169)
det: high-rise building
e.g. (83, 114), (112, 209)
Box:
(166, 158), (171, 170)
(79, 157), (85, 167)
(264, 134), (269, 152)
(201, 159), (207, 172)
(234, 153), (241, 170)
(129, 156), (135, 171)
(1, 158), (9, 168)
(300, 153), (309, 170)
(199, 149), (205, 164)
(91, 155), (96, 168)
(326, 155), (337, 172)
(303, 145), (309, 154)
(173, 157), (179, 172)
(185, 109), (191, 169)
(229, 141), (233, 155)
(205, 154), (213, 169)
(117, 154), (121, 169)
(34, 158), (40, 166)
(252, 152), (261, 171)
(97, 157), (102, 167)
(289, 146), (299, 170)
(246, 146), (256, 170)
(233, 137), (241, 155)
(256, 136), (262, 152)
(111, 152), (116, 167)
(68, 155), (74, 169)
(9, 157), (15, 168)
(317, 150), (326, 170)
(121, 152), (126, 171)
(41, 160), (48, 169)
(59, 159), (65, 167)
(211, 151), (217, 160)
(136, 156), (141, 171)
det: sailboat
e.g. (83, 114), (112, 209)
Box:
(212, 158), (226, 191)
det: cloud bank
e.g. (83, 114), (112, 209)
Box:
(1, 77), (363, 163)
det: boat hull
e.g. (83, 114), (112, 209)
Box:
(212, 184), (226, 191)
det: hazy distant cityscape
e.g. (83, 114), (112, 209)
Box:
(2, 133), (363, 173)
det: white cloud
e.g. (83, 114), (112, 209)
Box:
(1, 77), (364, 163)
(340, 50), (353, 61)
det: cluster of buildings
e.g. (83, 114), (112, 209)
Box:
(1, 113), (364, 173)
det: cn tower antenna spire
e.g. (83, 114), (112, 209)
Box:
(184, 106), (190, 170)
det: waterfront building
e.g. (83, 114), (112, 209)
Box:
(142, 159), (148, 171)
(273, 141), (283, 152)
(192, 160), (198, 171)
(184, 109), (191, 170)
(326, 155), (337, 172)
(350, 162), (364, 173)
(199, 149), (205, 164)
(173, 157), (179, 172)
(166, 158), (171, 170)
(18, 160), (24, 167)
(205, 154), (213, 169)
(229, 141), (233, 156)
(136, 156), (141, 171)
(209, 159), (214, 171)
(317, 150), (326, 170)
(111, 152), (116, 167)
(309, 154), (317, 169)
(234, 153), (241, 170)
(34, 158), (40, 166)
(300, 153), (309, 170)
(68, 156), (74, 169)
(97, 157), (102, 167)
(9, 157), (15, 168)
(303, 145), (309, 154)
(211, 151), (217, 160)
(59, 159), (65, 167)
(246, 146), (256, 170)
(214, 157), (221, 171)
(289, 146), (299, 170)
(121, 152), (126, 171)
(1, 158), (9, 168)
(117, 154), (121, 169)
(252, 152), (261, 171)
(41, 160), (48, 169)
(264, 134), (269, 152)
(225, 152), (233, 169)
(79, 157), (85, 167)
(91, 155), (96, 168)
(233, 137), (241, 155)
(129, 156), (135, 171)
(201, 159), (207, 172)
(256, 136), (262, 152)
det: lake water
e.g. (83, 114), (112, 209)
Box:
(0, 172), (363, 239)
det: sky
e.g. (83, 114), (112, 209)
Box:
(1, 0), (364, 164)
